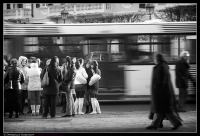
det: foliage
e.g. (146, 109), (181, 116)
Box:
(157, 5), (196, 21)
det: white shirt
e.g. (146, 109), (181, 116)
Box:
(27, 63), (42, 91)
(74, 67), (88, 85)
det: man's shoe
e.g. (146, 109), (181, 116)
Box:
(72, 114), (75, 117)
(61, 114), (71, 117)
(146, 125), (157, 130)
(171, 123), (183, 130)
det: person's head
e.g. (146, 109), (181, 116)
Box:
(91, 60), (98, 69)
(65, 56), (71, 68)
(19, 56), (28, 67)
(76, 58), (84, 69)
(85, 59), (91, 69)
(50, 56), (59, 67)
(154, 53), (165, 65)
(10, 58), (18, 67)
(180, 51), (190, 63)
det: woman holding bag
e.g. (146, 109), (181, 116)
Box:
(40, 56), (62, 119)
(74, 58), (88, 115)
(87, 60), (101, 114)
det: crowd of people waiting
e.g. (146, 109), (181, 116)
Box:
(4, 54), (101, 119)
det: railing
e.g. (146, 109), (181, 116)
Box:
(3, 8), (31, 20)
(48, 3), (112, 17)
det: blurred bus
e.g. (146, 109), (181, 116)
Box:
(4, 21), (196, 102)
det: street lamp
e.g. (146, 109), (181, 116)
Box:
(145, 3), (155, 20)
(145, 4), (155, 54)
(61, 9), (69, 24)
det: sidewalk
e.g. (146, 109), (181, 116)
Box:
(4, 110), (196, 133)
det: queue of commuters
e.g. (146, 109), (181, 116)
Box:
(3, 51), (195, 131)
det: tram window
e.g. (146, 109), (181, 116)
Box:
(126, 35), (196, 64)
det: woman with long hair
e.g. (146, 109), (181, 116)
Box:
(84, 59), (93, 114)
(61, 56), (76, 117)
(74, 58), (88, 115)
(87, 60), (101, 114)
(40, 56), (62, 118)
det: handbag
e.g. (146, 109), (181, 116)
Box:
(41, 67), (49, 88)
(89, 74), (101, 86)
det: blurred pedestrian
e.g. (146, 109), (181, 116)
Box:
(146, 53), (183, 130)
(18, 56), (29, 115)
(175, 51), (196, 112)
(4, 58), (25, 118)
(40, 56), (62, 119)
(27, 59), (43, 116)
(61, 56), (76, 117)
(74, 58), (88, 115)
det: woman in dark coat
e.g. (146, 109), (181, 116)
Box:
(4, 58), (25, 118)
(40, 56), (62, 119)
(146, 53), (183, 130)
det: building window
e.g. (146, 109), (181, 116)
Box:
(13, 4), (15, 9)
(18, 4), (23, 8)
(139, 4), (146, 8)
(7, 4), (11, 9)
(61, 3), (65, 5)
(36, 4), (40, 8)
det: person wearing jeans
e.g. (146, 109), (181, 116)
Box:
(27, 59), (43, 116)
(61, 56), (76, 117)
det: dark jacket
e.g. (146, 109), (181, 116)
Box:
(150, 61), (178, 113)
(4, 67), (24, 90)
(40, 65), (62, 95)
(175, 59), (192, 88)
(87, 67), (101, 93)
(63, 65), (76, 90)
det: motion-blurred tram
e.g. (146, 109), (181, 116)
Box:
(4, 21), (196, 102)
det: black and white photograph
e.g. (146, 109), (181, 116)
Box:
(3, 3), (196, 133)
